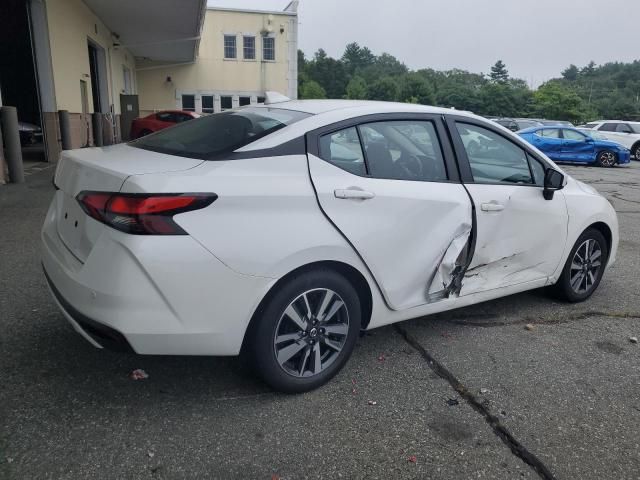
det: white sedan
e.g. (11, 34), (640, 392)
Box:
(42, 96), (618, 392)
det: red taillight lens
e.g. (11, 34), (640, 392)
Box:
(76, 192), (217, 235)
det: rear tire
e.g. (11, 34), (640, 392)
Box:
(551, 228), (608, 303)
(247, 269), (361, 393)
(596, 150), (617, 167)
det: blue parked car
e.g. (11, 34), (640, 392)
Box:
(518, 126), (631, 167)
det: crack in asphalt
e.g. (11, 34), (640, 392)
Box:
(394, 324), (558, 480)
(442, 310), (640, 328)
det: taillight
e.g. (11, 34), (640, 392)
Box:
(76, 192), (217, 235)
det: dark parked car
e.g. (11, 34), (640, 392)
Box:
(130, 110), (200, 139)
(18, 121), (43, 145)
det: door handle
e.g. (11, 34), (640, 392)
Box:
(481, 202), (505, 212)
(334, 189), (375, 200)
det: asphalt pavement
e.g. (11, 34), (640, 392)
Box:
(1, 161), (639, 480)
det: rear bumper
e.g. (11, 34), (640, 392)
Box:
(43, 266), (135, 352)
(41, 199), (274, 356)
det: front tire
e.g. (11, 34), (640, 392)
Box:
(631, 143), (640, 161)
(552, 228), (608, 302)
(596, 150), (617, 167)
(247, 269), (361, 393)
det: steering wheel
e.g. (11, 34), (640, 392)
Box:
(396, 154), (424, 180)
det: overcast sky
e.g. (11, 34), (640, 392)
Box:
(208, 0), (640, 87)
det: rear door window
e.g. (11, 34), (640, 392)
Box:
(358, 121), (447, 182)
(132, 107), (311, 159)
(318, 127), (366, 176)
(599, 123), (618, 132)
(318, 120), (448, 182)
(536, 129), (561, 138)
(562, 129), (586, 141)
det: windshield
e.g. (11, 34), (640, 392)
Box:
(130, 107), (311, 159)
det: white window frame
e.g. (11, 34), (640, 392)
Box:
(262, 35), (275, 62)
(223, 34), (237, 59)
(243, 35), (256, 60)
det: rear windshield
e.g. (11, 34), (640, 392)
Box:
(130, 107), (311, 159)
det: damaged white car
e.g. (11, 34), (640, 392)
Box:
(42, 97), (618, 392)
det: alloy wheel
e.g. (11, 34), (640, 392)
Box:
(273, 288), (350, 378)
(599, 151), (616, 167)
(570, 238), (602, 294)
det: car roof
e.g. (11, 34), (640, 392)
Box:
(518, 125), (570, 134)
(239, 100), (506, 152)
(253, 99), (468, 117)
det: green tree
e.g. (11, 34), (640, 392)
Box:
(562, 64), (579, 82)
(299, 80), (326, 99)
(341, 42), (375, 74)
(399, 73), (434, 105)
(490, 60), (509, 84)
(305, 49), (349, 98)
(345, 76), (368, 99)
(367, 77), (399, 101)
(533, 81), (588, 122)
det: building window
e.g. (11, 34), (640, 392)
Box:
(221, 96), (233, 110)
(243, 36), (256, 60)
(257, 96), (266, 104)
(123, 66), (133, 94)
(224, 35), (237, 59)
(182, 94), (195, 112)
(262, 37), (275, 61)
(239, 96), (251, 106)
(202, 95), (214, 114)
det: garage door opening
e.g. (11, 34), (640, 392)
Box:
(0, 0), (47, 163)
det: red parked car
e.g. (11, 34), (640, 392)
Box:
(130, 110), (200, 139)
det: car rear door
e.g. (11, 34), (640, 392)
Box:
(306, 114), (472, 311)
(529, 128), (563, 161)
(446, 116), (569, 296)
(560, 128), (595, 162)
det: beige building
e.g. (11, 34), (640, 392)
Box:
(136, 5), (299, 116)
(0, 0), (297, 168)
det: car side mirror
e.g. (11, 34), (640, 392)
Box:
(543, 169), (564, 200)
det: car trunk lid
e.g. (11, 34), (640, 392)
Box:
(53, 144), (204, 262)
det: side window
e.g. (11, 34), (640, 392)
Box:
(175, 113), (193, 123)
(156, 112), (174, 122)
(617, 123), (632, 133)
(536, 128), (561, 138)
(563, 129), (586, 141)
(599, 123), (617, 132)
(318, 127), (366, 176)
(456, 123), (534, 185)
(359, 121), (447, 181)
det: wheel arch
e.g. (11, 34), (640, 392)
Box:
(241, 260), (374, 354)
(587, 221), (613, 259)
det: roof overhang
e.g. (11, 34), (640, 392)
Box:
(83, 0), (207, 64)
